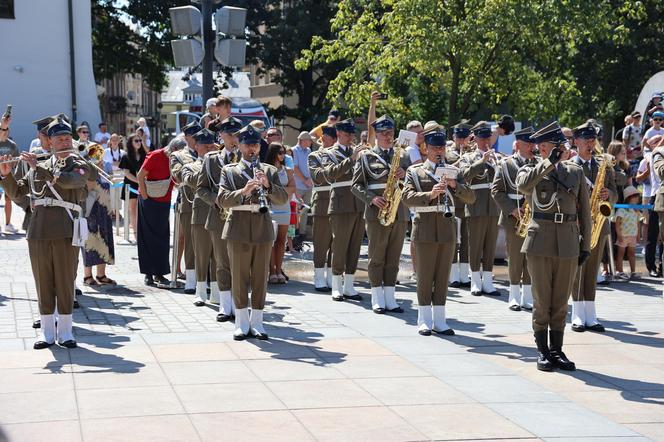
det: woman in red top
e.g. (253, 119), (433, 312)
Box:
(137, 143), (175, 286)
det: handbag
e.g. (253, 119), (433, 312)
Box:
(145, 178), (171, 198)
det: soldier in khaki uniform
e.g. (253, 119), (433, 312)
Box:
(491, 127), (536, 311)
(403, 128), (475, 335)
(170, 120), (201, 293)
(218, 125), (288, 340)
(448, 122), (473, 287)
(459, 121), (501, 296)
(0, 117), (91, 349)
(351, 115), (411, 313)
(199, 117), (243, 321)
(568, 122), (617, 333)
(307, 126), (337, 291)
(517, 122), (592, 372)
(182, 129), (219, 306)
(320, 119), (366, 301)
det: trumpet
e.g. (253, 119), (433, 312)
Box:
(250, 158), (269, 214)
(0, 149), (77, 165)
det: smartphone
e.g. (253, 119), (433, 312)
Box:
(378, 93), (388, 100)
(2, 104), (11, 119)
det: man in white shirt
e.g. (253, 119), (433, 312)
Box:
(94, 122), (111, 148)
(137, 117), (151, 149)
(622, 111), (643, 160)
(404, 121), (424, 164)
(643, 111), (664, 149)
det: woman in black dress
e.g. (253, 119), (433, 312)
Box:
(119, 134), (147, 242)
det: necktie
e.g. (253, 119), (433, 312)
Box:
(381, 150), (390, 163)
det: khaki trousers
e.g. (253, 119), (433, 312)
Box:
(572, 233), (606, 302)
(210, 229), (231, 291)
(181, 211), (195, 269)
(453, 216), (469, 263)
(330, 212), (365, 275)
(228, 240), (271, 310)
(415, 241), (455, 306)
(468, 216), (499, 271)
(312, 215), (332, 268)
(528, 255), (578, 332)
(29, 238), (78, 315)
(192, 224), (216, 282)
(505, 227), (531, 285)
(366, 220), (406, 287)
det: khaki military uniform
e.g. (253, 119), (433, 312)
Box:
(569, 155), (617, 302)
(403, 162), (475, 306)
(459, 149), (500, 272)
(1, 155), (90, 315)
(323, 143), (366, 276)
(182, 158), (216, 288)
(447, 148), (470, 266)
(217, 161), (288, 310)
(516, 158), (592, 332)
(491, 154), (532, 286)
(351, 146), (411, 288)
(307, 149), (334, 271)
(170, 148), (196, 276)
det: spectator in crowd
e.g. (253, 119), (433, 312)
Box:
(643, 111), (664, 149)
(136, 139), (175, 287)
(309, 109), (340, 140)
(360, 130), (369, 144)
(200, 98), (219, 128)
(642, 134), (663, 277)
(265, 142), (295, 284)
(0, 120), (18, 234)
(103, 133), (124, 168)
(644, 92), (664, 133)
(636, 144), (653, 246)
(136, 117), (151, 149)
(622, 111), (643, 162)
(292, 131), (314, 239)
(82, 144), (116, 287)
(94, 122), (111, 148)
(404, 120), (424, 164)
(266, 127), (284, 145)
(249, 120), (270, 161)
(614, 186), (642, 280)
(74, 123), (92, 153)
(119, 134), (148, 242)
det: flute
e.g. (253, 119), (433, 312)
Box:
(0, 149), (77, 165)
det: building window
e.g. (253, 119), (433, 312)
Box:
(0, 0), (15, 19)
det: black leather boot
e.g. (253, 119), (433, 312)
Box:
(534, 330), (553, 372)
(549, 330), (576, 371)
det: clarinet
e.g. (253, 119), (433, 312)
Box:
(437, 155), (453, 218)
(250, 158), (269, 213)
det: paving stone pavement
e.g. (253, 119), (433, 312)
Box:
(0, 202), (663, 441)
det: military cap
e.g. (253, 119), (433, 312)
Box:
(192, 128), (216, 144)
(32, 115), (55, 133)
(371, 114), (395, 132)
(471, 121), (492, 139)
(572, 122), (597, 139)
(423, 129), (447, 147)
(335, 118), (356, 133)
(321, 125), (337, 138)
(216, 116), (243, 134)
(531, 121), (565, 144)
(182, 120), (202, 136)
(46, 117), (73, 137)
(452, 121), (472, 138)
(514, 126), (535, 142)
(236, 125), (262, 144)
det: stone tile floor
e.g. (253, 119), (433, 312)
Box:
(0, 204), (663, 441)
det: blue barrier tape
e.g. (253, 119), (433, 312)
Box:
(613, 204), (653, 210)
(110, 182), (124, 188)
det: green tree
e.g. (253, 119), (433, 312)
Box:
(298, 0), (615, 127)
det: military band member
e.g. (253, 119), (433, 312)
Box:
(321, 119), (366, 301)
(200, 117), (243, 321)
(403, 128), (475, 335)
(182, 129), (219, 306)
(0, 117), (91, 349)
(351, 115), (411, 313)
(569, 122), (617, 332)
(516, 122), (592, 371)
(170, 120), (201, 293)
(217, 125), (288, 340)
(459, 121), (500, 296)
(491, 127), (535, 311)
(448, 122), (473, 287)
(307, 126), (337, 292)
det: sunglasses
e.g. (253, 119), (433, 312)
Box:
(133, 139), (142, 143)
(278, 150), (286, 155)
(267, 133), (280, 137)
(654, 118), (663, 122)
(80, 131), (89, 134)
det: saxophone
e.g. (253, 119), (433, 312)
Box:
(589, 154), (614, 249)
(377, 143), (405, 226)
(516, 200), (531, 238)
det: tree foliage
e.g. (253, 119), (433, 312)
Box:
(297, 0), (618, 127)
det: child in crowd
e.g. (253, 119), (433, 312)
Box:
(614, 186), (642, 280)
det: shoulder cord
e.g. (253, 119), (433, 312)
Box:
(501, 158), (521, 211)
